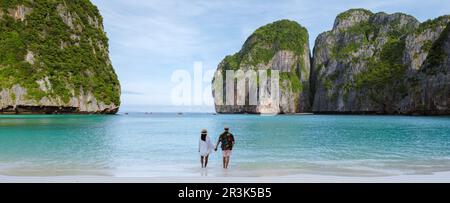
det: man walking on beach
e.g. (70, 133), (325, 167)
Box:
(215, 127), (235, 169)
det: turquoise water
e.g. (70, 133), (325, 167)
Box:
(0, 113), (450, 177)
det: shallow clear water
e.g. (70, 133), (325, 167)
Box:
(0, 113), (450, 177)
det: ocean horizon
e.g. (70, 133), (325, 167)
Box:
(118, 105), (216, 114)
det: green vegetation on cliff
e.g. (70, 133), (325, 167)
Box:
(0, 0), (120, 105)
(355, 38), (407, 91)
(330, 12), (417, 101)
(351, 14), (448, 96)
(416, 15), (450, 34)
(220, 20), (308, 93)
(243, 20), (308, 65)
(222, 20), (308, 68)
(425, 22), (450, 71)
(280, 72), (302, 93)
(336, 8), (373, 21)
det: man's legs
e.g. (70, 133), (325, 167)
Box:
(222, 157), (226, 169)
(225, 156), (230, 169)
(222, 150), (232, 169)
(221, 150), (229, 169)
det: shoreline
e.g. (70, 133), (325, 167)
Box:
(2, 172), (450, 183)
(2, 112), (449, 116)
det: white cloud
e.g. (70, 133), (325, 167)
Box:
(98, 3), (203, 58)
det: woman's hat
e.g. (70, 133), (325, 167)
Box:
(224, 127), (230, 131)
(201, 129), (208, 134)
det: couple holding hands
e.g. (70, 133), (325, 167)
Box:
(199, 127), (235, 169)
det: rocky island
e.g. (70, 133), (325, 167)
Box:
(213, 20), (312, 114)
(0, 0), (120, 114)
(213, 9), (449, 115)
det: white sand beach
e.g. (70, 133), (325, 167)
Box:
(2, 172), (450, 183)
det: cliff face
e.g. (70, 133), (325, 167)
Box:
(312, 9), (450, 114)
(214, 9), (450, 115)
(0, 0), (120, 114)
(405, 21), (450, 114)
(213, 20), (311, 114)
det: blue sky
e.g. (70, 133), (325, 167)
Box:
(90, 0), (450, 112)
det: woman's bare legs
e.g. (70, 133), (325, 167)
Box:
(204, 155), (209, 168)
(200, 156), (204, 168)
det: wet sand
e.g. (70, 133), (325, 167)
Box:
(2, 171), (450, 183)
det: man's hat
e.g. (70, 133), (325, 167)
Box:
(224, 127), (230, 131)
(201, 129), (208, 134)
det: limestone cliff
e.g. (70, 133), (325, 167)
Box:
(213, 9), (449, 115)
(0, 0), (120, 114)
(212, 20), (311, 114)
(405, 21), (450, 114)
(312, 9), (449, 114)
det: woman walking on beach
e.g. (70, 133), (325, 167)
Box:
(199, 129), (215, 168)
